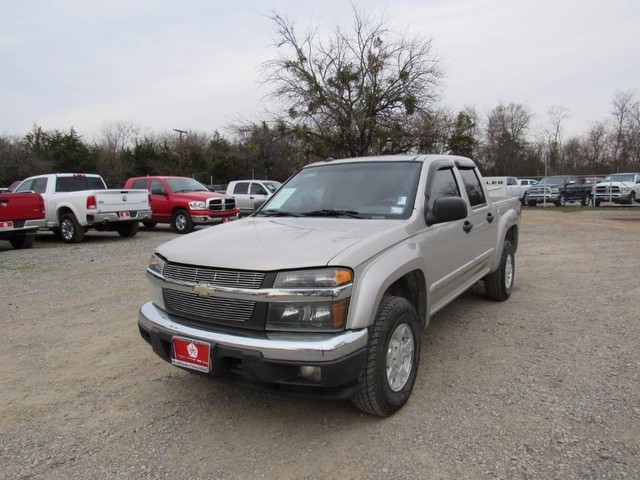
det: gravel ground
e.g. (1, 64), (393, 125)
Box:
(1, 208), (639, 480)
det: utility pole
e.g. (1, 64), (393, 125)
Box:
(173, 129), (187, 173)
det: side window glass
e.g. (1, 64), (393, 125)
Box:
(132, 179), (148, 189)
(250, 184), (267, 195)
(427, 168), (460, 211)
(234, 182), (249, 194)
(507, 177), (517, 186)
(15, 179), (34, 192)
(150, 180), (166, 194)
(32, 178), (48, 193)
(458, 168), (486, 207)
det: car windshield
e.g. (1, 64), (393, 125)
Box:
(537, 176), (567, 186)
(601, 174), (636, 183)
(166, 178), (209, 193)
(256, 161), (422, 220)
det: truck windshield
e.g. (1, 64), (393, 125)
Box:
(166, 178), (209, 193)
(600, 174), (636, 183)
(537, 176), (567, 186)
(257, 161), (422, 219)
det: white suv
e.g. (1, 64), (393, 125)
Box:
(226, 180), (282, 214)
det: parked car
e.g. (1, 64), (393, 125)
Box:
(524, 175), (591, 207)
(138, 154), (521, 417)
(13, 173), (151, 243)
(592, 173), (640, 206)
(0, 192), (46, 249)
(124, 176), (239, 233)
(484, 176), (537, 205)
(226, 180), (282, 215)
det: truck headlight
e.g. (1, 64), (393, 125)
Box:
(621, 187), (630, 193)
(189, 201), (206, 210)
(267, 268), (353, 332)
(148, 253), (166, 277)
(267, 299), (350, 332)
(550, 188), (560, 194)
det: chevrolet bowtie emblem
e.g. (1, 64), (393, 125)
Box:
(194, 283), (215, 297)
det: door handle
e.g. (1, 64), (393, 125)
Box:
(486, 213), (494, 223)
(463, 221), (473, 233)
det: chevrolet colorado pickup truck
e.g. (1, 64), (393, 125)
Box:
(138, 155), (521, 416)
(124, 176), (239, 233)
(0, 192), (46, 249)
(14, 173), (152, 243)
(524, 175), (591, 207)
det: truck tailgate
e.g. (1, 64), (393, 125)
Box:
(95, 190), (149, 212)
(0, 193), (45, 222)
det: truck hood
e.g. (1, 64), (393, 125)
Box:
(155, 216), (413, 271)
(172, 191), (228, 201)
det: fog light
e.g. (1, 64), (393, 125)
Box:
(299, 366), (322, 382)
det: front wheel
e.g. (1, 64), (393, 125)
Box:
(170, 209), (194, 234)
(351, 296), (421, 417)
(117, 221), (139, 238)
(59, 212), (85, 243)
(484, 240), (515, 301)
(557, 194), (566, 207)
(582, 194), (591, 207)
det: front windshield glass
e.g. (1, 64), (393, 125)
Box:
(538, 176), (567, 185)
(601, 174), (635, 183)
(166, 178), (209, 193)
(256, 161), (422, 219)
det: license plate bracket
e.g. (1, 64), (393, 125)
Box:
(171, 336), (212, 373)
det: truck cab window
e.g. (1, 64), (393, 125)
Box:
(427, 168), (460, 211)
(458, 168), (486, 207)
(233, 182), (249, 195)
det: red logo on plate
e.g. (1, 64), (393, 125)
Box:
(172, 337), (211, 373)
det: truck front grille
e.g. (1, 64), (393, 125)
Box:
(207, 198), (237, 211)
(164, 290), (255, 322)
(595, 186), (620, 194)
(164, 264), (265, 289)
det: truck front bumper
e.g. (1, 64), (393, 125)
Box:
(191, 212), (240, 225)
(527, 194), (560, 204)
(138, 301), (368, 398)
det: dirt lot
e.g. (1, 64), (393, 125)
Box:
(1, 208), (639, 480)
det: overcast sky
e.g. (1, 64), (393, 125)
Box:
(1, 0), (638, 142)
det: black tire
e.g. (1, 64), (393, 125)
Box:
(142, 221), (157, 228)
(581, 194), (591, 207)
(9, 233), (35, 249)
(484, 240), (515, 301)
(170, 209), (194, 234)
(59, 212), (85, 243)
(117, 221), (139, 238)
(556, 194), (566, 207)
(594, 199), (601, 207)
(351, 296), (421, 417)
(628, 192), (636, 205)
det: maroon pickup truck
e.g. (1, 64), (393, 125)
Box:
(0, 193), (46, 249)
(123, 176), (239, 233)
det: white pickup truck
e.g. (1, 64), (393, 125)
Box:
(484, 176), (537, 205)
(138, 155), (521, 416)
(14, 173), (152, 243)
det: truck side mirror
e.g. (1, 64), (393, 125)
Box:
(426, 197), (468, 226)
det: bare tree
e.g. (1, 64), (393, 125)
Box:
(483, 102), (532, 174)
(97, 121), (141, 186)
(610, 90), (637, 166)
(545, 105), (569, 171)
(262, 7), (443, 157)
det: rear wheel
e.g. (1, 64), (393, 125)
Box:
(351, 296), (421, 417)
(484, 240), (515, 301)
(117, 221), (139, 238)
(9, 234), (35, 249)
(171, 209), (194, 234)
(59, 212), (85, 243)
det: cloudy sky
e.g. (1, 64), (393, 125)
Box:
(1, 0), (638, 141)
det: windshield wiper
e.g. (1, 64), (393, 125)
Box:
(302, 209), (362, 218)
(257, 209), (302, 217)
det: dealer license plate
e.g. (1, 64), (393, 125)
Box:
(171, 337), (211, 373)
(119, 211), (131, 219)
(0, 221), (14, 230)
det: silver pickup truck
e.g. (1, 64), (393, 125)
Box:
(138, 155), (521, 416)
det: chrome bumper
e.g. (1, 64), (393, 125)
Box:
(138, 301), (368, 362)
(89, 210), (152, 223)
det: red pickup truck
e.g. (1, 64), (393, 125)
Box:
(124, 176), (239, 233)
(0, 193), (46, 249)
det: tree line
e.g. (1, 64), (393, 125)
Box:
(1, 9), (639, 188)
